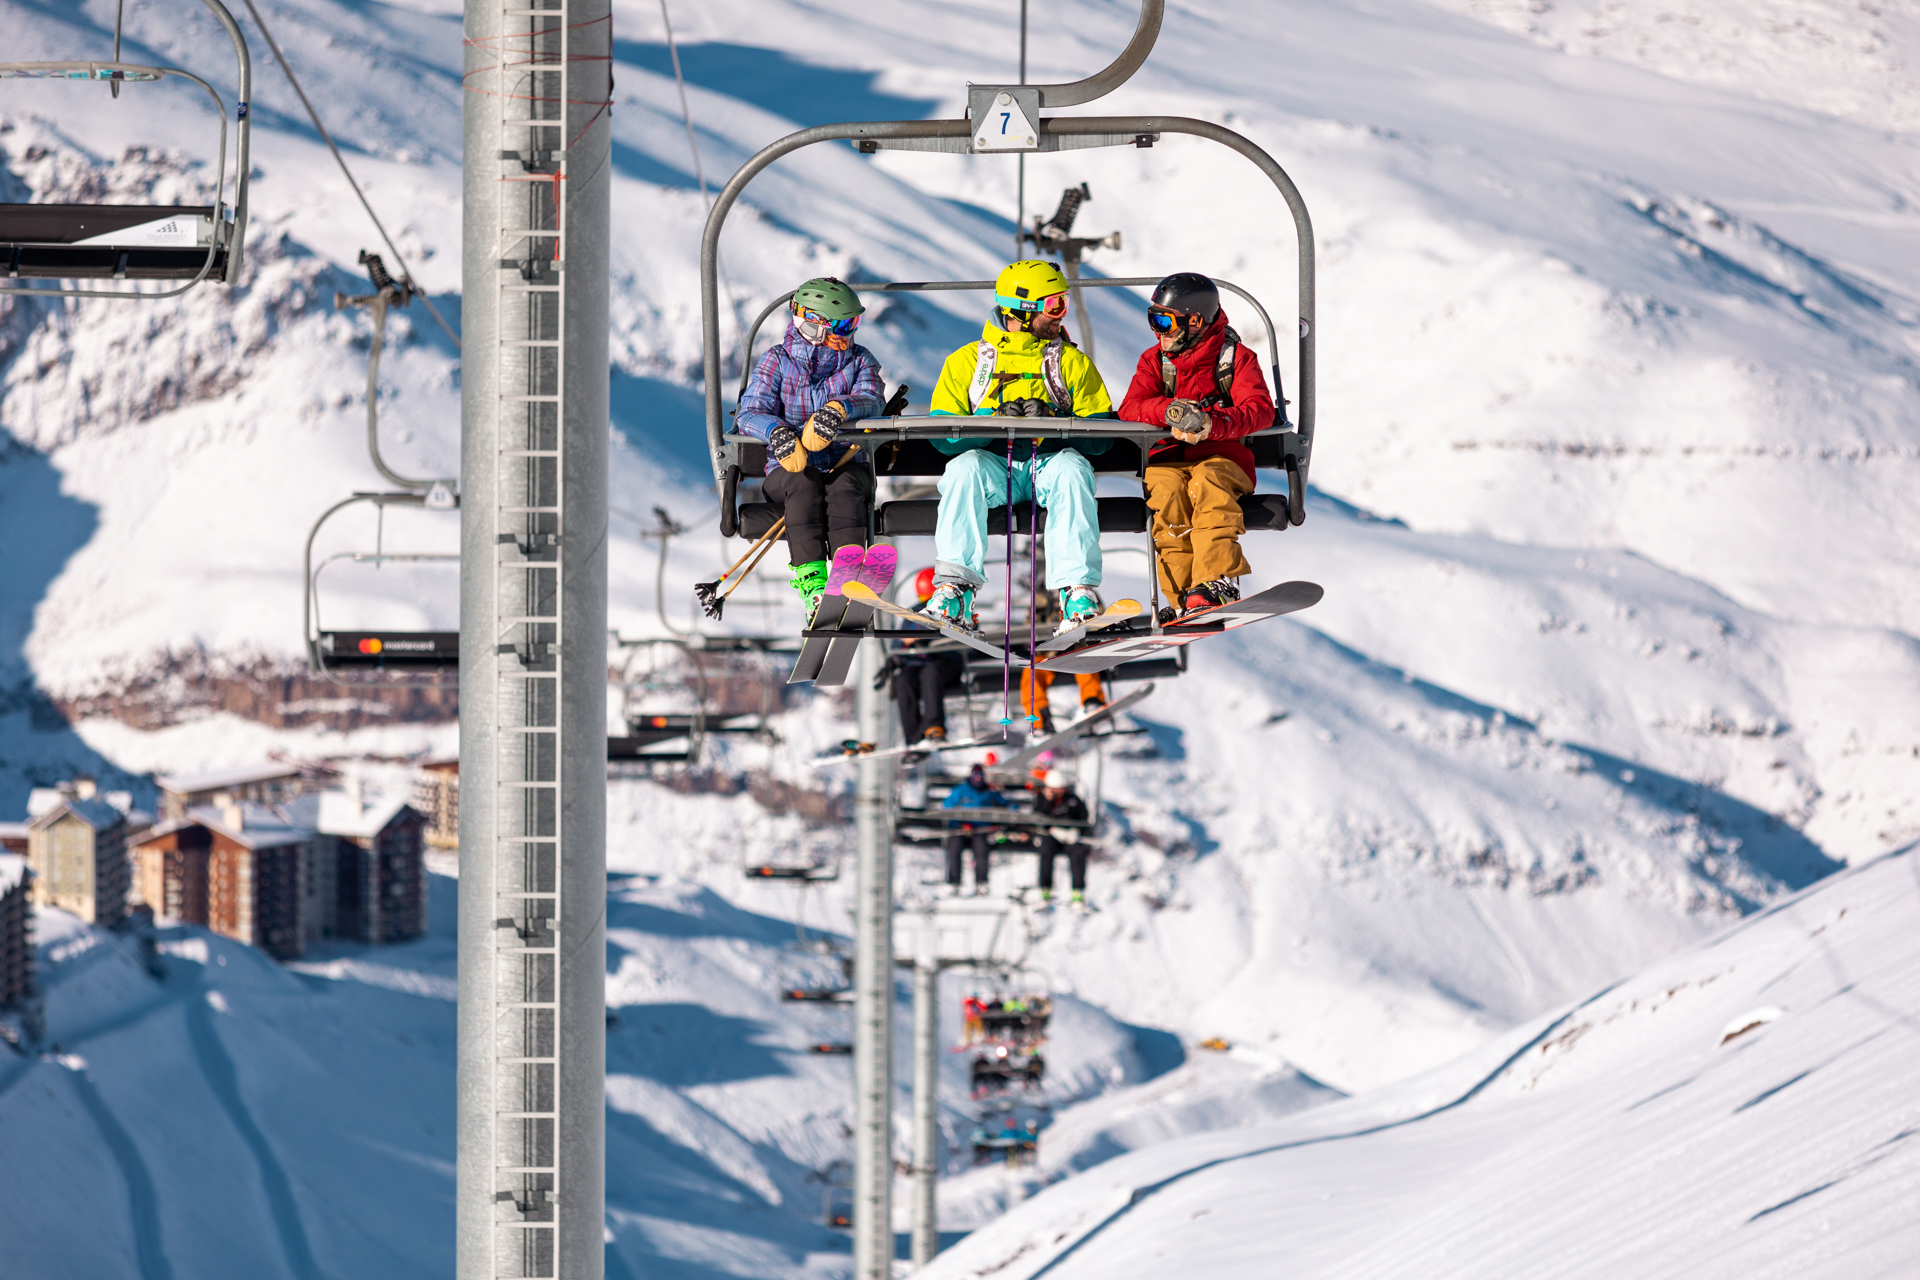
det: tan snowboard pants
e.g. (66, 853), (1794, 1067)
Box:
(1144, 455), (1253, 602)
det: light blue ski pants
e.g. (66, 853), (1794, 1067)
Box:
(933, 447), (1102, 590)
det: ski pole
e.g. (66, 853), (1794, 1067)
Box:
(707, 445), (865, 614)
(696, 518), (784, 619)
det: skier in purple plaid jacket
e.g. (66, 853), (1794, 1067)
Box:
(736, 277), (886, 610)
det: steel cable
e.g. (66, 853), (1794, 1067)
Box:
(238, 0), (461, 347)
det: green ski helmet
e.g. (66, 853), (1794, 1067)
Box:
(791, 277), (865, 349)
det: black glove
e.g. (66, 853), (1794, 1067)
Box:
(995, 398), (1045, 418)
(769, 424), (807, 472)
(802, 400), (847, 451)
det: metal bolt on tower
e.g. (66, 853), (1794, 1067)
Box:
(457, 0), (611, 1275)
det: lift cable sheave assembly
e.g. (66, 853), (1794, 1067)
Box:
(692, 2), (1319, 1275)
(0, 0), (253, 297)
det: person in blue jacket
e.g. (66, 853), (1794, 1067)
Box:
(942, 763), (1008, 896)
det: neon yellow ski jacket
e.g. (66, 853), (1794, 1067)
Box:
(927, 322), (1115, 457)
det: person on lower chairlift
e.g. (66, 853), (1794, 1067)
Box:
(942, 763), (1008, 897)
(1033, 769), (1092, 909)
(889, 568), (965, 746)
(1117, 272), (1277, 620)
(735, 277), (885, 615)
(920, 260), (1116, 635)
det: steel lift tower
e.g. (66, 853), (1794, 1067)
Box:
(457, 0), (612, 1276)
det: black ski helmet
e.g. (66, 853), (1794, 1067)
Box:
(1150, 272), (1221, 324)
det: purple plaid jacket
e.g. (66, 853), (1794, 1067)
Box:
(736, 322), (885, 475)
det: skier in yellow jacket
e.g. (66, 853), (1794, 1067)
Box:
(922, 260), (1116, 633)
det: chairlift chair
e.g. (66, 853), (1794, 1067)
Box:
(0, 0), (253, 297)
(304, 491), (460, 684)
(700, 10), (1318, 635)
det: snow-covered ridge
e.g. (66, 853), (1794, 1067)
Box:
(918, 844), (1920, 1280)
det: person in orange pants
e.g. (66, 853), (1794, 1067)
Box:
(1020, 668), (1105, 733)
(1118, 273), (1278, 617)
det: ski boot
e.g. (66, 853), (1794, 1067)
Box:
(1183, 577), (1241, 616)
(920, 582), (977, 630)
(1056, 586), (1099, 635)
(919, 725), (947, 745)
(1069, 890), (1090, 913)
(790, 560), (830, 616)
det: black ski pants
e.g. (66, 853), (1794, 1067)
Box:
(1036, 835), (1089, 893)
(894, 652), (963, 744)
(762, 464), (872, 566)
(946, 829), (992, 887)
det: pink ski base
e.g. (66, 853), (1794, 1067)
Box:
(856, 544), (898, 595)
(824, 545), (866, 596)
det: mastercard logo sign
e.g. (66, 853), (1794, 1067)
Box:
(357, 638), (384, 655)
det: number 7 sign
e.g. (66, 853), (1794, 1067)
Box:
(971, 87), (1040, 153)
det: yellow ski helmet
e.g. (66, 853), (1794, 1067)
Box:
(994, 259), (1070, 313)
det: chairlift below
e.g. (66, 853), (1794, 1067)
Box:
(0, 0), (254, 298)
(304, 491), (459, 684)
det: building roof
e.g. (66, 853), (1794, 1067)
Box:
(292, 791), (419, 840)
(184, 802), (313, 851)
(157, 762), (306, 796)
(0, 821), (29, 841)
(419, 758), (459, 774)
(26, 788), (66, 818)
(29, 798), (128, 834)
(0, 854), (25, 895)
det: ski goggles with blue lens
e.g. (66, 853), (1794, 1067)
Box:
(996, 291), (1070, 316)
(794, 305), (860, 336)
(1147, 305), (1202, 335)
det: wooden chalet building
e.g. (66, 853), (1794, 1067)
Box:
(0, 854), (31, 1010)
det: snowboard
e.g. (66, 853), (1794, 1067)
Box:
(811, 731), (1009, 767)
(1033, 581), (1324, 675)
(1034, 599), (1145, 653)
(841, 581), (1012, 662)
(997, 682), (1155, 768)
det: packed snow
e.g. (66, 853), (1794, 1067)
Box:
(1, 0), (1918, 1274)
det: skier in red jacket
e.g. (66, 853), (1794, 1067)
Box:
(1117, 273), (1278, 616)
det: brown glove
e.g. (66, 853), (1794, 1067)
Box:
(769, 424), (809, 472)
(800, 400), (847, 452)
(1166, 399), (1213, 443)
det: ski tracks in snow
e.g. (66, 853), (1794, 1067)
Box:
(185, 991), (326, 1280)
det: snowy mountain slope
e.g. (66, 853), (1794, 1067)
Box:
(1, 0), (1918, 1272)
(0, 864), (1187, 1280)
(1429, 0), (1920, 131)
(918, 844), (1920, 1280)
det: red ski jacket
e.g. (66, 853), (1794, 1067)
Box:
(1117, 311), (1277, 479)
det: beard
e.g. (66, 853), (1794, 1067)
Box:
(1029, 310), (1066, 340)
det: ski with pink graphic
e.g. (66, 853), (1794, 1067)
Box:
(824, 544), (867, 595)
(855, 543), (897, 595)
